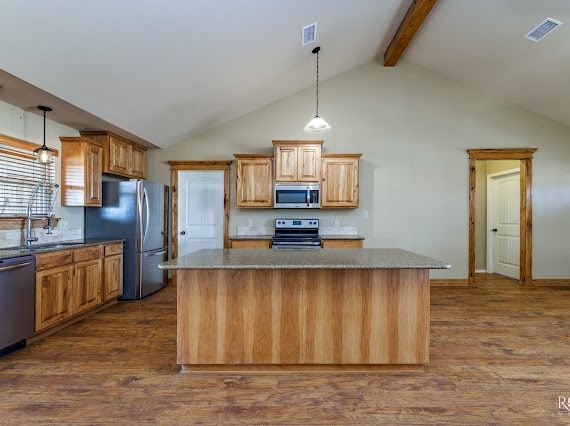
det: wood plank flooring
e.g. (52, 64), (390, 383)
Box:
(1, 274), (569, 424)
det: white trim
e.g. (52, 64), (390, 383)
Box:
(475, 269), (487, 273)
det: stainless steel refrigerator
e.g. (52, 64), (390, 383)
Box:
(85, 180), (169, 299)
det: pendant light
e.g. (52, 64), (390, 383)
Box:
(34, 105), (56, 164)
(304, 46), (331, 133)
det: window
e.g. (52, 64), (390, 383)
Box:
(0, 135), (57, 217)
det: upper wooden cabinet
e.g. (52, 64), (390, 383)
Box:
(234, 154), (273, 208)
(60, 137), (104, 207)
(321, 154), (361, 208)
(273, 140), (322, 182)
(79, 131), (147, 179)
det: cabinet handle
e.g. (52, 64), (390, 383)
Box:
(0, 262), (32, 272)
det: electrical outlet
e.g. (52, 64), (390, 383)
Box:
(247, 219), (253, 227)
(363, 211), (369, 219)
(334, 220), (340, 227)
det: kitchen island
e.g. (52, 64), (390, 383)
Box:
(159, 248), (450, 372)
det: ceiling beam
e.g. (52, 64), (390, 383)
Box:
(383, 0), (437, 67)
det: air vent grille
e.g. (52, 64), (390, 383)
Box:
(525, 17), (563, 42)
(302, 22), (317, 46)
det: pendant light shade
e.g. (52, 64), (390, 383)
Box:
(304, 46), (331, 133)
(34, 105), (56, 164)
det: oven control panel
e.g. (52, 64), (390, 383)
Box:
(275, 219), (319, 229)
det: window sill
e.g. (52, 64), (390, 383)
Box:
(0, 217), (60, 231)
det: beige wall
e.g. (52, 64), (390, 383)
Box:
(475, 160), (520, 271)
(0, 100), (83, 246)
(148, 61), (570, 279)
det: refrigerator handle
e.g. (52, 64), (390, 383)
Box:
(142, 186), (150, 244)
(144, 250), (167, 257)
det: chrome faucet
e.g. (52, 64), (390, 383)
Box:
(26, 182), (59, 246)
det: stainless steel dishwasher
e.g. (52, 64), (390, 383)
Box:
(0, 255), (35, 357)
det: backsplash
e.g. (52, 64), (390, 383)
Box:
(0, 220), (83, 248)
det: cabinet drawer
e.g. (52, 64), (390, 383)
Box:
(74, 246), (102, 262)
(104, 243), (123, 256)
(321, 240), (363, 248)
(35, 250), (74, 271)
(230, 240), (271, 249)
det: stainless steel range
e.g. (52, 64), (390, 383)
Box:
(272, 219), (321, 250)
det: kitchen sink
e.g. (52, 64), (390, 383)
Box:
(1, 241), (84, 253)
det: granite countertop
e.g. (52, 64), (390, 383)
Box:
(159, 248), (450, 270)
(228, 234), (365, 240)
(320, 235), (365, 240)
(229, 235), (273, 240)
(0, 238), (124, 261)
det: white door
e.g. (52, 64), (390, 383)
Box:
(178, 170), (224, 256)
(487, 170), (520, 279)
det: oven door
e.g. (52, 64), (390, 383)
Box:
(274, 184), (320, 208)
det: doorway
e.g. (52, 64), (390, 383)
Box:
(178, 170), (224, 256)
(487, 168), (520, 279)
(168, 161), (231, 259)
(467, 149), (537, 287)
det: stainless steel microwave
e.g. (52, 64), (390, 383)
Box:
(274, 183), (320, 209)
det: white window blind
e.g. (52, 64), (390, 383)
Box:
(0, 142), (56, 217)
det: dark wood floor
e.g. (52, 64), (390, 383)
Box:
(1, 274), (569, 424)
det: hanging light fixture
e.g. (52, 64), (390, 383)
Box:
(304, 46), (331, 133)
(34, 105), (56, 164)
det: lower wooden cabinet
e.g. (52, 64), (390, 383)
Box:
(321, 239), (363, 248)
(34, 242), (123, 333)
(35, 264), (74, 331)
(229, 239), (271, 249)
(72, 258), (102, 315)
(103, 243), (124, 301)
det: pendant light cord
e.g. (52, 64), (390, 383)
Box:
(43, 109), (47, 147)
(315, 48), (320, 117)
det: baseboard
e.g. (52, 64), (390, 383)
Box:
(533, 279), (570, 287)
(430, 279), (469, 287)
(475, 269), (487, 273)
(28, 299), (117, 344)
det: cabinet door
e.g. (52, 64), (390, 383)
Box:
(130, 144), (147, 178)
(86, 142), (103, 206)
(321, 156), (360, 208)
(274, 146), (298, 181)
(297, 145), (321, 182)
(72, 259), (102, 315)
(103, 254), (123, 301)
(35, 265), (74, 332)
(230, 240), (271, 249)
(108, 136), (131, 176)
(235, 158), (273, 208)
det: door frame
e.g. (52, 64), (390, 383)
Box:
(168, 161), (232, 259)
(467, 148), (537, 287)
(486, 168), (520, 276)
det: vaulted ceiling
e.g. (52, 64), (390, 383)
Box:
(1, 1), (569, 149)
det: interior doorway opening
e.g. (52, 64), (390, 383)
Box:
(474, 161), (521, 280)
(467, 149), (537, 287)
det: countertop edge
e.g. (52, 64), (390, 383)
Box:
(0, 238), (125, 260)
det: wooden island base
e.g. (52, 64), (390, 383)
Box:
(177, 268), (430, 371)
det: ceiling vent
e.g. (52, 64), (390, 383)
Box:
(302, 22), (317, 46)
(524, 17), (563, 42)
